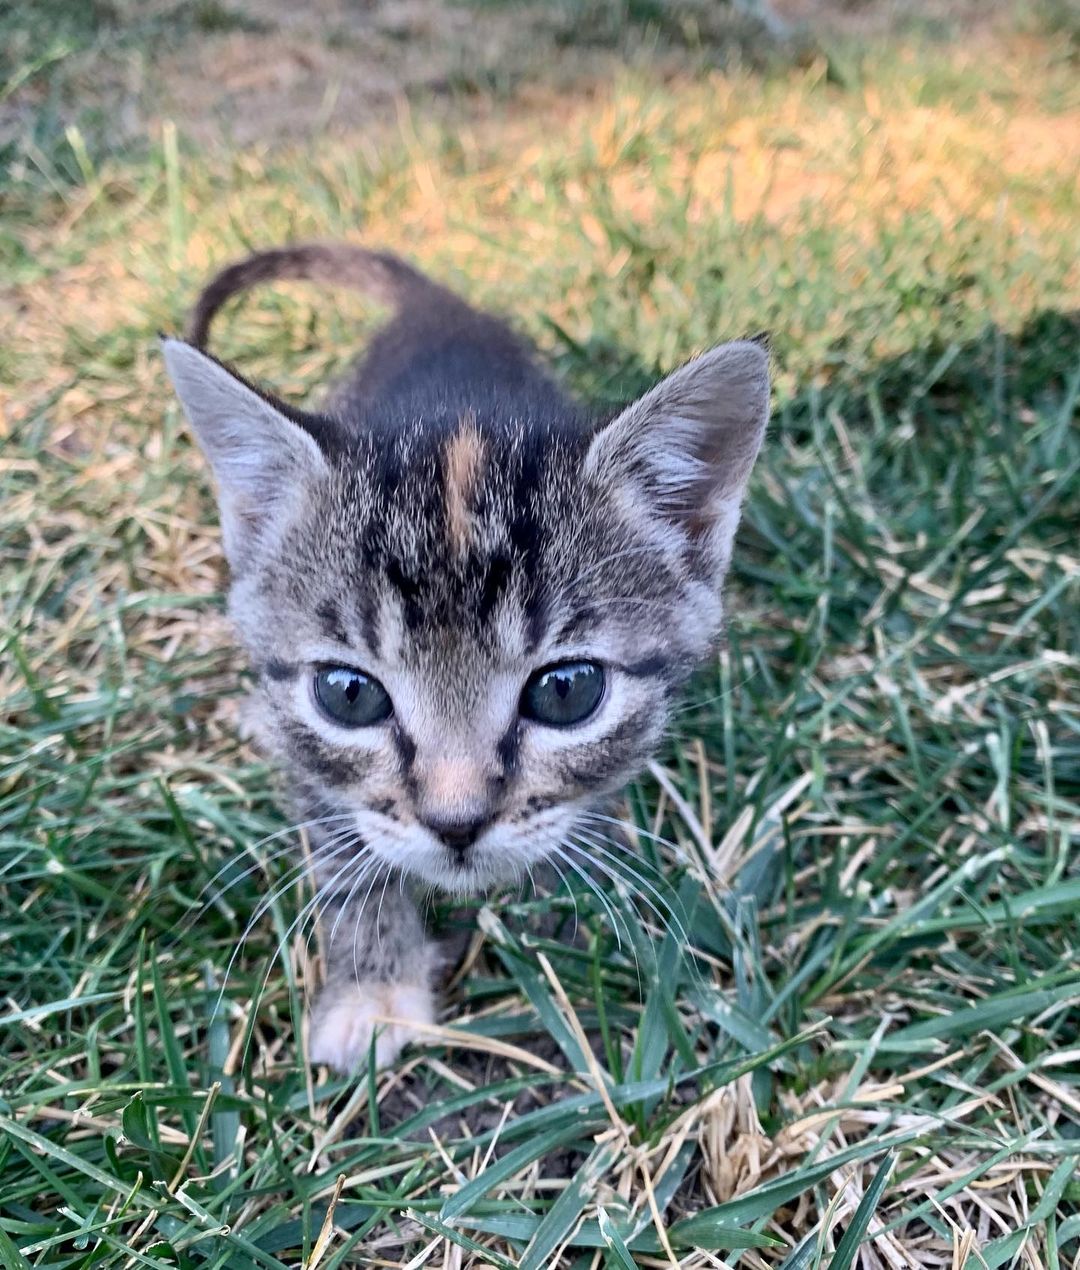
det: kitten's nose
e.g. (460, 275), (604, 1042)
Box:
(418, 758), (495, 854)
(422, 813), (489, 854)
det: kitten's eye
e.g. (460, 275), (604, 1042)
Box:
(522, 661), (605, 727)
(313, 666), (392, 727)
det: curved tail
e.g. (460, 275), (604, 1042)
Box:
(185, 242), (453, 349)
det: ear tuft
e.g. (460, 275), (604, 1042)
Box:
(162, 339), (330, 571)
(585, 339), (770, 582)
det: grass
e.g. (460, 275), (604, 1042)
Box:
(2, 4), (1079, 1267)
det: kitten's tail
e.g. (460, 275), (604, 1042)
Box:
(185, 243), (452, 350)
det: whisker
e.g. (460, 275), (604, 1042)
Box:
(544, 853), (578, 943)
(301, 846), (381, 987)
(253, 847), (373, 1036)
(574, 825), (712, 978)
(327, 848), (384, 952)
(575, 821), (685, 896)
(571, 827), (683, 911)
(231, 826), (360, 960)
(561, 841), (669, 994)
(189, 842), (322, 931)
(670, 689), (733, 718)
(373, 868), (395, 950)
(565, 836), (668, 934)
(213, 828), (361, 1017)
(302, 838), (398, 1010)
(669, 660), (763, 720)
(566, 833), (711, 996)
(350, 859), (394, 986)
(193, 812), (355, 905)
(567, 831), (690, 950)
(551, 843), (626, 953)
(579, 811), (687, 857)
(180, 812), (358, 931)
(555, 843), (650, 997)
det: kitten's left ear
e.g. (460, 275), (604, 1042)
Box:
(585, 340), (769, 583)
(162, 338), (331, 572)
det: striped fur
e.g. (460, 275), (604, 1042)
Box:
(163, 242), (769, 1071)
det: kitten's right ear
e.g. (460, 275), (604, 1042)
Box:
(162, 339), (330, 571)
(585, 340), (769, 587)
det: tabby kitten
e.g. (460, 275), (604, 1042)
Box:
(163, 243), (769, 1072)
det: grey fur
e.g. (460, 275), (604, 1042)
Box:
(164, 242), (769, 1072)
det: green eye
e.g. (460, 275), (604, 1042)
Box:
(313, 666), (392, 727)
(522, 661), (605, 727)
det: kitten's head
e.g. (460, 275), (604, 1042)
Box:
(164, 340), (768, 891)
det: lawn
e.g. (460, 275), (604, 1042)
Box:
(1, 1), (1079, 1267)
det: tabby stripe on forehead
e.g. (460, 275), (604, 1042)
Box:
(554, 606), (595, 645)
(358, 588), (381, 658)
(477, 554), (513, 625)
(523, 584), (549, 654)
(386, 558), (424, 631)
(316, 599), (350, 646)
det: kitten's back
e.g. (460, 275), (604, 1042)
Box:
(187, 242), (575, 436)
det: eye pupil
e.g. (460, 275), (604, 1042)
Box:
(522, 661), (604, 727)
(313, 666), (392, 727)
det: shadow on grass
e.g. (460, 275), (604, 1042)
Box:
(548, 301), (1080, 430)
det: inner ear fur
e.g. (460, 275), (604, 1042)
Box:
(585, 339), (770, 553)
(162, 338), (332, 571)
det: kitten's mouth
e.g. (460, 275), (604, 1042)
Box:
(444, 841), (503, 883)
(422, 834), (528, 894)
(444, 846), (476, 872)
(358, 813), (554, 894)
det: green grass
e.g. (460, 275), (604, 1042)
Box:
(2, 6), (1079, 1267)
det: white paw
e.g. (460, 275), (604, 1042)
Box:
(308, 980), (435, 1073)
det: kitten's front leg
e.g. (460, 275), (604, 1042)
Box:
(309, 871), (436, 1072)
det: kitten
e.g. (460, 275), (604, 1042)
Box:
(163, 243), (769, 1072)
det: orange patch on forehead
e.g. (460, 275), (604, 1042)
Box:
(444, 413), (487, 552)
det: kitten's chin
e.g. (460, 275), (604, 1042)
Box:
(410, 851), (524, 896)
(386, 841), (532, 896)
(357, 816), (557, 896)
